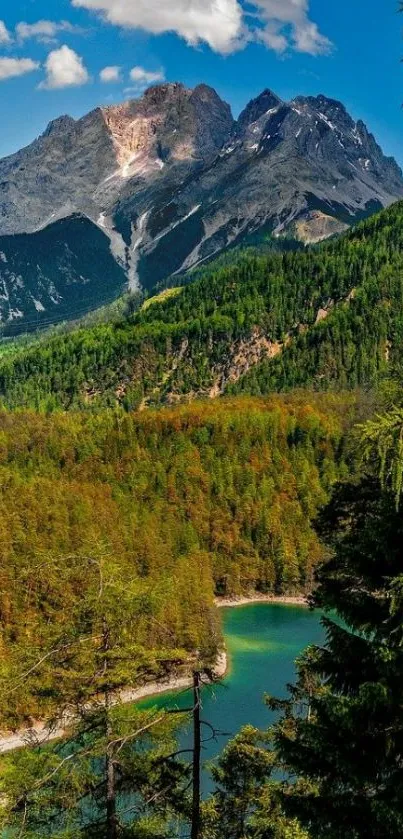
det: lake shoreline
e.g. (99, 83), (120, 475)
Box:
(0, 595), (308, 754)
(118, 650), (228, 705)
(0, 652), (228, 755)
(215, 593), (309, 608)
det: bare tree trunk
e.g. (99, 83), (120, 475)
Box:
(103, 618), (119, 839)
(191, 670), (201, 839)
(106, 732), (118, 839)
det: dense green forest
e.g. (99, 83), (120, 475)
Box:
(0, 393), (351, 725)
(0, 195), (402, 839)
(0, 201), (402, 409)
(1, 392), (402, 839)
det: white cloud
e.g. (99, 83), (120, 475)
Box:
(0, 57), (40, 81)
(70, 0), (332, 56)
(39, 45), (90, 89)
(100, 65), (121, 82)
(130, 66), (165, 85)
(259, 23), (288, 53)
(71, 0), (244, 54)
(124, 66), (165, 96)
(293, 19), (332, 55)
(0, 20), (12, 44)
(254, 0), (333, 55)
(16, 20), (80, 43)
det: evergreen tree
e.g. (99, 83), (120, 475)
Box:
(266, 467), (403, 838)
(203, 726), (308, 839)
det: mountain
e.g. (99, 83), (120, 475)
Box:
(0, 83), (233, 236)
(1, 200), (402, 410)
(131, 89), (403, 288)
(0, 82), (402, 331)
(0, 84), (233, 267)
(0, 215), (127, 333)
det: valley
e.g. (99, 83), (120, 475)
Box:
(0, 198), (402, 409)
(0, 45), (402, 836)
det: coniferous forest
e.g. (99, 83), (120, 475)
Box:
(0, 200), (402, 412)
(0, 199), (402, 839)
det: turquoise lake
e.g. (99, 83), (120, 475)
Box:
(141, 602), (325, 791)
(0, 602), (326, 837)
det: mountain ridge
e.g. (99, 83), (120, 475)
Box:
(1, 199), (402, 409)
(1, 82), (401, 243)
(0, 215), (127, 332)
(0, 82), (402, 332)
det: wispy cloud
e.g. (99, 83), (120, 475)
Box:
(0, 57), (40, 81)
(100, 65), (121, 82)
(0, 20), (12, 44)
(124, 66), (165, 96)
(39, 45), (90, 89)
(122, 65), (165, 98)
(16, 19), (84, 44)
(130, 66), (165, 85)
(254, 0), (333, 56)
(70, 0), (332, 56)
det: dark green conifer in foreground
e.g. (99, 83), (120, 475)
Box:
(211, 406), (403, 839)
(268, 473), (403, 838)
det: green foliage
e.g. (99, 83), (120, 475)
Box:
(0, 395), (347, 724)
(1, 201), (403, 409)
(141, 288), (184, 311)
(265, 468), (403, 838)
(0, 557), (193, 837)
(202, 726), (309, 839)
(358, 407), (403, 505)
(0, 702), (189, 838)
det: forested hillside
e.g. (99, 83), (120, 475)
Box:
(0, 394), (351, 724)
(0, 201), (402, 410)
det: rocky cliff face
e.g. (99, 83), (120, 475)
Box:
(0, 83), (402, 329)
(0, 83), (233, 238)
(0, 215), (127, 333)
(121, 89), (403, 287)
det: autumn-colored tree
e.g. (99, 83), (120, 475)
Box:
(0, 554), (192, 838)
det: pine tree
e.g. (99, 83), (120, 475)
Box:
(202, 725), (308, 839)
(266, 469), (403, 838)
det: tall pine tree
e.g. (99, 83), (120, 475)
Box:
(266, 461), (403, 837)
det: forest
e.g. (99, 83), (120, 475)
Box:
(0, 387), (401, 839)
(0, 392), (353, 724)
(0, 200), (402, 410)
(0, 199), (402, 838)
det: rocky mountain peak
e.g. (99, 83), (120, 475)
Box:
(1, 80), (403, 314)
(142, 81), (186, 103)
(291, 94), (354, 131)
(238, 89), (283, 129)
(189, 84), (234, 157)
(42, 115), (76, 138)
(99, 82), (233, 170)
(297, 94), (348, 115)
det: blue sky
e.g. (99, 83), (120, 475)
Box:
(0, 0), (402, 165)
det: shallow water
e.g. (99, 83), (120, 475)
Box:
(141, 602), (325, 791)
